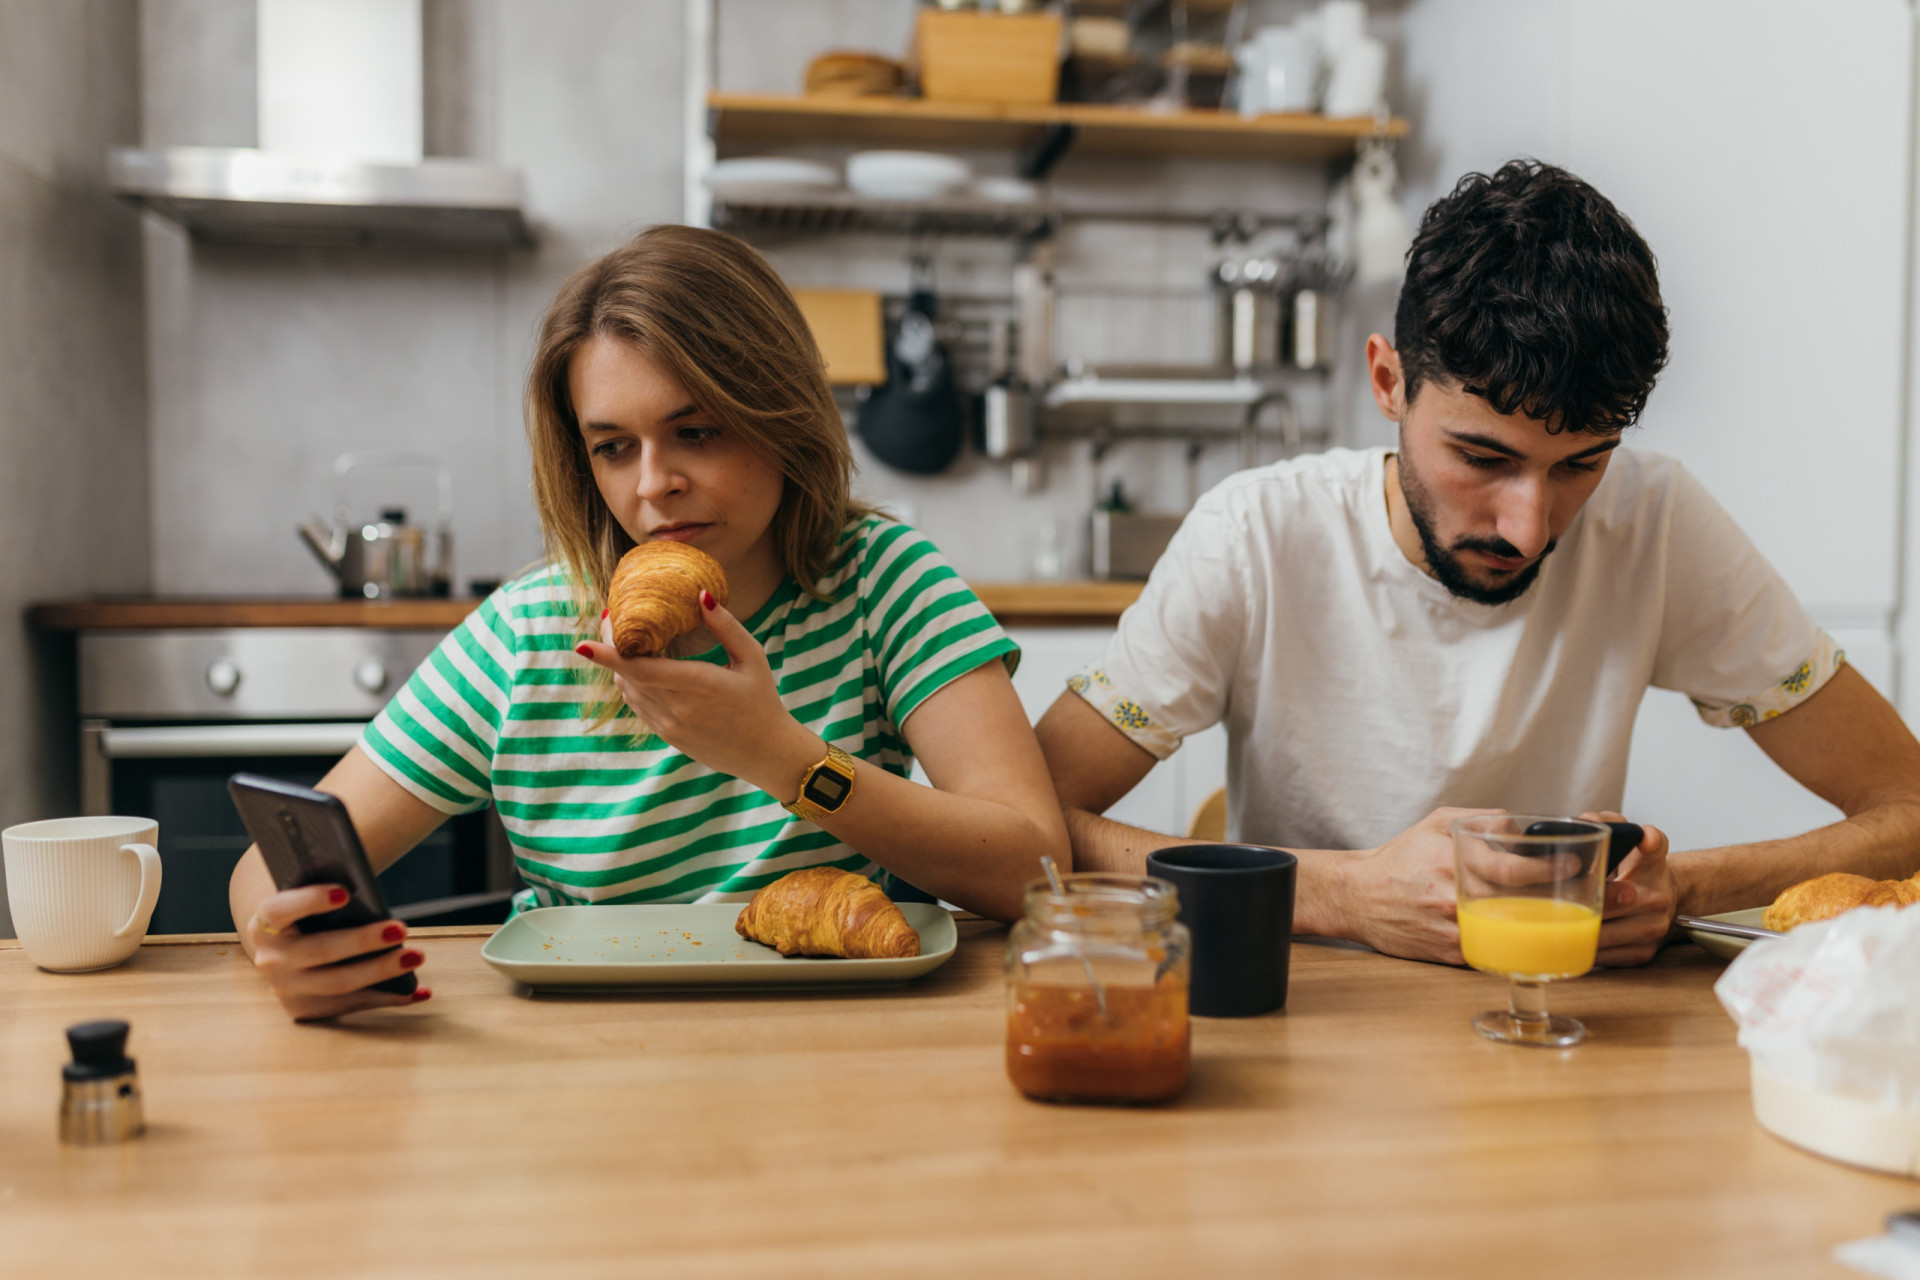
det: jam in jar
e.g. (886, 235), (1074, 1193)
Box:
(1005, 873), (1190, 1104)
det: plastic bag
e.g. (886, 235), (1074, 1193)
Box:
(1715, 905), (1920, 1110)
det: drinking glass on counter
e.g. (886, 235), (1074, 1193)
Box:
(1005, 873), (1191, 1105)
(1451, 815), (1609, 1048)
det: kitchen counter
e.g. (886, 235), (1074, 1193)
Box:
(25, 581), (1143, 631)
(0, 925), (1904, 1278)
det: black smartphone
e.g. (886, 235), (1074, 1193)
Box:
(1523, 819), (1645, 875)
(227, 772), (416, 996)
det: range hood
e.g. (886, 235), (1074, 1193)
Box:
(108, 146), (532, 251)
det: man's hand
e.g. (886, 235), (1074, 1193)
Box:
(1335, 807), (1502, 964)
(1584, 809), (1675, 966)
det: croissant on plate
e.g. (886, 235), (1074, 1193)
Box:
(735, 867), (921, 959)
(605, 541), (729, 659)
(1761, 870), (1920, 931)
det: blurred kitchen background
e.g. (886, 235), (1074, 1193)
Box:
(2, 0), (1913, 934)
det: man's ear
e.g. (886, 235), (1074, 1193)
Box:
(1365, 334), (1405, 422)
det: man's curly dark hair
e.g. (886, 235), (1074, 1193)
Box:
(1394, 160), (1670, 435)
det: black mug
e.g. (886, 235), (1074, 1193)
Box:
(1146, 843), (1297, 1018)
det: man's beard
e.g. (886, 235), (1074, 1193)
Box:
(1398, 446), (1555, 606)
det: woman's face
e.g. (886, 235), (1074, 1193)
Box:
(569, 335), (786, 588)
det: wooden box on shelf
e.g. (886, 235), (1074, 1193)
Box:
(915, 9), (1063, 106)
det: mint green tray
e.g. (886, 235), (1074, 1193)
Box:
(1683, 907), (1771, 962)
(480, 903), (959, 990)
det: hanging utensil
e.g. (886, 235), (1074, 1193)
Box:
(856, 257), (965, 475)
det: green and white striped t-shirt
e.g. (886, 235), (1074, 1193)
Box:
(359, 516), (1018, 909)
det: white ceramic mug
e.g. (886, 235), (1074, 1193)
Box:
(3, 817), (163, 972)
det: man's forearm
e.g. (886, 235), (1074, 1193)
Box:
(1062, 807), (1200, 874)
(1061, 807), (1360, 938)
(1672, 798), (1920, 916)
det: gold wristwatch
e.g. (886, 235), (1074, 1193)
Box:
(784, 743), (857, 823)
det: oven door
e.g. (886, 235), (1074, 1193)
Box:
(78, 628), (514, 935)
(83, 721), (506, 934)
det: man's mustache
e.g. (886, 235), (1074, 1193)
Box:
(1450, 535), (1556, 564)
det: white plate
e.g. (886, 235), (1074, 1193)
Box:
(704, 157), (840, 194)
(973, 175), (1040, 204)
(480, 902), (959, 989)
(1683, 907), (1772, 962)
(847, 150), (972, 201)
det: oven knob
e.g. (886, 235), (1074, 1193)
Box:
(205, 658), (241, 697)
(353, 658), (390, 695)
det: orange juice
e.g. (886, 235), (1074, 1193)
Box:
(1458, 897), (1600, 980)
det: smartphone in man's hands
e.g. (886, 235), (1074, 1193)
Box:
(227, 772), (416, 996)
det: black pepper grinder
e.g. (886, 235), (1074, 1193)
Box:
(60, 1020), (144, 1145)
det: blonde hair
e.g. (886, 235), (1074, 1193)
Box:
(525, 225), (867, 718)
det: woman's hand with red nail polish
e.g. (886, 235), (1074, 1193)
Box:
(243, 883), (431, 1022)
(572, 596), (821, 797)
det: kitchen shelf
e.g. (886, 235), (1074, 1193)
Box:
(109, 147), (533, 251)
(708, 92), (1408, 165)
(26, 583), (1145, 631)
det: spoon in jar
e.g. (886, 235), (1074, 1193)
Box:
(1040, 855), (1110, 1022)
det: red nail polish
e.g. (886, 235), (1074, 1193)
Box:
(411, 988), (432, 1003)
(400, 950), (424, 969)
(576, 643), (594, 658)
(382, 923), (405, 944)
(328, 887), (349, 906)
(701, 589), (716, 611)
(601, 608), (609, 619)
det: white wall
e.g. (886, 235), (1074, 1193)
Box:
(141, 0), (687, 597)
(1396, 0), (1916, 848)
(0, 0), (151, 935)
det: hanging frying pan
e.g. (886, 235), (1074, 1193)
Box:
(856, 288), (964, 475)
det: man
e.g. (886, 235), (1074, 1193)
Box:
(1037, 160), (1920, 967)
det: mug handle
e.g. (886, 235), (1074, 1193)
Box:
(114, 843), (163, 939)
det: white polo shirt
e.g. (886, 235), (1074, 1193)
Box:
(1072, 447), (1839, 852)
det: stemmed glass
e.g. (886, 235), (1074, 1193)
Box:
(1451, 814), (1609, 1048)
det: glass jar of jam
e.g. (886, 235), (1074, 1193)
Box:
(1005, 873), (1191, 1105)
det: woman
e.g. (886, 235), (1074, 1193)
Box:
(230, 225), (1069, 1020)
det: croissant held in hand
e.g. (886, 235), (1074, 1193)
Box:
(1761, 870), (1920, 932)
(606, 541), (729, 659)
(735, 867), (921, 959)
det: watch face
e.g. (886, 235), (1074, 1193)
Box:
(803, 768), (851, 809)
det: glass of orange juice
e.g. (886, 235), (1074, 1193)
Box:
(1451, 814), (1609, 1047)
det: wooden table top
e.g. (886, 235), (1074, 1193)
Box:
(0, 925), (1909, 1279)
(24, 582), (1145, 632)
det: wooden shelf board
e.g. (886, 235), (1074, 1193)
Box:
(710, 92), (1407, 162)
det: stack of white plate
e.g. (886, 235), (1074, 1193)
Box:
(704, 157), (840, 195)
(846, 151), (973, 201)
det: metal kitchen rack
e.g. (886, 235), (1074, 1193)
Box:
(710, 192), (1329, 245)
(713, 191), (1059, 240)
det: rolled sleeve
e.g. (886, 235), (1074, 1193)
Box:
(1689, 631), (1845, 728)
(1070, 498), (1250, 759)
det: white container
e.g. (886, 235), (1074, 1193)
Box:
(1237, 25), (1321, 116)
(1323, 34), (1388, 117)
(1751, 1062), (1920, 1177)
(258, 0), (422, 162)
(1317, 1), (1368, 60)
(3, 817), (162, 973)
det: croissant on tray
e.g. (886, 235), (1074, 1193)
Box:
(1761, 870), (1920, 932)
(735, 867), (921, 959)
(606, 541), (730, 659)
